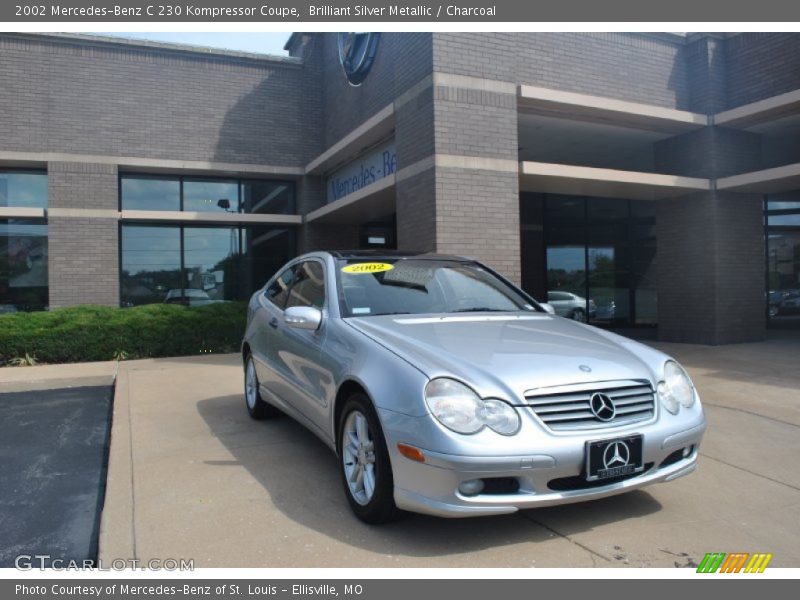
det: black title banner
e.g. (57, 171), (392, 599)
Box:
(3, 0), (800, 22)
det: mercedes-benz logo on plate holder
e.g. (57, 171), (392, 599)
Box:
(590, 392), (616, 421)
(338, 33), (381, 86)
(602, 441), (630, 469)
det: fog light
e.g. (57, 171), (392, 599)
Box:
(683, 445), (693, 458)
(458, 479), (485, 496)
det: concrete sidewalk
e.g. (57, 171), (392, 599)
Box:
(93, 339), (800, 568)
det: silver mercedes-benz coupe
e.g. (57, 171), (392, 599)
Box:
(242, 251), (706, 523)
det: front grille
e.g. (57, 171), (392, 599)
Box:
(524, 381), (656, 432)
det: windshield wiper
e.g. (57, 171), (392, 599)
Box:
(451, 307), (509, 313)
(369, 311), (413, 316)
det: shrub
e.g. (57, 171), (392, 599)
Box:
(0, 302), (247, 365)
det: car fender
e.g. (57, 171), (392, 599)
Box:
(326, 319), (431, 437)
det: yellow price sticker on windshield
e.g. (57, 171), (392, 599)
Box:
(341, 262), (394, 274)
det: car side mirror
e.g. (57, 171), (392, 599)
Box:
(540, 302), (556, 315)
(283, 306), (323, 330)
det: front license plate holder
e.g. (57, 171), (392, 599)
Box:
(585, 434), (644, 482)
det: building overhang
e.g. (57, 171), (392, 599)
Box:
(714, 89), (800, 133)
(518, 85), (707, 134)
(119, 211), (302, 225)
(305, 104), (395, 176)
(717, 162), (800, 194)
(519, 161), (710, 200)
(305, 175), (395, 224)
(0, 207), (47, 219)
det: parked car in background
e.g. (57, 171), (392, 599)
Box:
(595, 300), (617, 321)
(769, 289), (800, 317)
(241, 251), (706, 523)
(163, 288), (215, 306)
(546, 291), (596, 322)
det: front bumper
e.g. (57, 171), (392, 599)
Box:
(388, 421), (706, 518)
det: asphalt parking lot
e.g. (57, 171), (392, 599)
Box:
(94, 338), (800, 568)
(0, 374), (115, 568)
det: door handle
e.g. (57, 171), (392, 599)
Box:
(268, 317), (279, 329)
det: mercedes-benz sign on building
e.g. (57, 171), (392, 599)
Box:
(1, 32), (799, 344)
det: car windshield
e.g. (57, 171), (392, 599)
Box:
(336, 258), (539, 317)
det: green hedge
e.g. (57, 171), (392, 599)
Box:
(0, 302), (247, 365)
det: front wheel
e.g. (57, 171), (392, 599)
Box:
(339, 394), (403, 524)
(244, 354), (279, 420)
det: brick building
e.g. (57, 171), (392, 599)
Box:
(1, 32), (799, 344)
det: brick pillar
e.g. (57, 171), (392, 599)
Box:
(394, 76), (521, 282)
(654, 79), (766, 344)
(686, 34), (729, 115)
(47, 162), (119, 308)
(395, 79), (437, 254)
(432, 83), (520, 282)
(656, 191), (765, 344)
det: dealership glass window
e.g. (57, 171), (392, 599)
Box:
(183, 227), (241, 303)
(120, 224), (295, 307)
(120, 176), (180, 211)
(120, 175), (295, 214)
(766, 192), (800, 323)
(0, 220), (49, 312)
(121, 226), (182, 306)
(541, 195), (657, 326)
(0, 171), (48, 209)
(588, 198), (631, 324)
(242, 227), (296, 297)
(545, 196), (588, 303)
(241, 180), (295, 215)
(183, 179), (239, 213)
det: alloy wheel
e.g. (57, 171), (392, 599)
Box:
(342, 410), (377, 505)
(245, 359), (257, 409)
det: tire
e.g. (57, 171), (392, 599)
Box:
(244, 354), (279, 420)
(338, 393), (403, 524)
(571, 308), (586, 323)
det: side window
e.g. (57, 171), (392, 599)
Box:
(286, 261), (326, 309)
(264, 267), (293, 309)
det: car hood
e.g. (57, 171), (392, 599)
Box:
(346, 313), (665, 402)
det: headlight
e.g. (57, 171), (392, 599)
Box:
(424, 378), (485, 434)
(424, 378), (520, 435)
(657, 360), (695, 414)
(481, 398), (521, 435)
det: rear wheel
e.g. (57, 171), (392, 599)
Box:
(338, 394), (403, 524)
(244, 354), (279, 420)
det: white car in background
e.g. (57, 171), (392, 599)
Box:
(546, 291), (596, 322)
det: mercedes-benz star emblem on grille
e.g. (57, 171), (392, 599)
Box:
(603, 441), (631, 469)
(590, 392), (616, 421)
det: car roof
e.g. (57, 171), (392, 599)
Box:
(325, 250), (474, 261)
